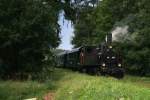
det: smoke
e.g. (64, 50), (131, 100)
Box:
(111, 26), (128, 41)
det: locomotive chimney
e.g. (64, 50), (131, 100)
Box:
(106, 33), (112, 44)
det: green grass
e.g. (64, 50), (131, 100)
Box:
(0, 81), (50, 100)
(54, 70), (150, 100)
(0, 69), (150, 100)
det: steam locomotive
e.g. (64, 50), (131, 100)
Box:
(56, 33), (124, 78)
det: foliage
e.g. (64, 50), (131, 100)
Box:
(72, 0), (150, 76)
(0, 0), (149, 78)
(112, 0), (150, 76)
(72, 7), (98, 47)
(0, 0), (61, 79)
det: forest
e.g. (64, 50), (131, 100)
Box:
(0, 0), (149, 79)
(0, 0), (150, 100)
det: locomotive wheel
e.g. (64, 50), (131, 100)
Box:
(100, 71), (106, 76)
(117, 71), (124, 79)
(95, 68), (101, 76)
(100, 67), (107, 76)
(113, 70), (124, 79)
(96, 70), (101, 76)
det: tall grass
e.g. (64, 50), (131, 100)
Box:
(0, 81), (49, 100)
(0, 69), (150, 100)
(54, 70), (150, 100)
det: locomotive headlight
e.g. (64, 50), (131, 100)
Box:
(107, 56), (110, 59)
(112, 56), (115, 59)
(102, 63), (106, 66)
(109, 46), (112, 49)
(118, 63), (121, 67)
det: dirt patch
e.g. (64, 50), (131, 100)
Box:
(43, 92), (55, 100)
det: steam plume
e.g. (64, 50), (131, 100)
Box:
(111, 26), (128, 41)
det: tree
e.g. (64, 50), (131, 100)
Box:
(0, 0), (93, 78)
(72, 0), (150, 76)
(0, 0), (61, 78)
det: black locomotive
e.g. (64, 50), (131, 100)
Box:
(56, 33), (124, 78)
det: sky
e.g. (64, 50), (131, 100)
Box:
(58, 14), (74, 50)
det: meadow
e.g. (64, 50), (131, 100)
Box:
(0, 68), (150, 100)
